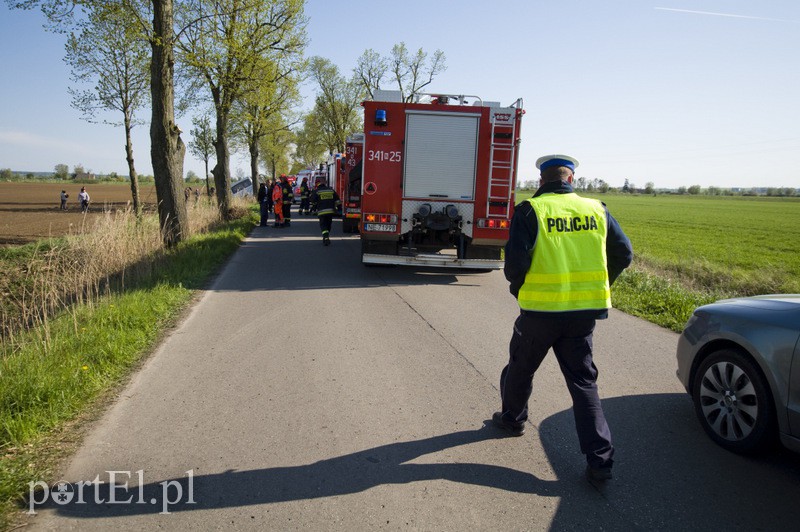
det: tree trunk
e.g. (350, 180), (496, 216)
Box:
(249, 140), (259, 196)
(150, 0), (188, 246)
(212, 113), (233, 219)
(204, 158), (210, 196)
(124, 116), (141, 217)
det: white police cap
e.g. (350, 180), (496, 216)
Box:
(536, 154), (579, 172)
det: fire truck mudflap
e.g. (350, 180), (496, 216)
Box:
(360, 90), (523, 269)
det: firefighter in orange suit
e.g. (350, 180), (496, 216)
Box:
(493, 154), (633, 483)
(272, 180), (284, 227)
(309, 177), (340, 245)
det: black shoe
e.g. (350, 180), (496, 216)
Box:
(586, 465), (613, 482)
(323, 236), (330, 246)
(491, 412), (525, 437)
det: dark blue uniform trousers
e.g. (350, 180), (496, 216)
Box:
(500, 313), (614, 469)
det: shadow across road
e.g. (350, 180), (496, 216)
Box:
(214, 218), (485, 292)
(39, 393), (800, 529)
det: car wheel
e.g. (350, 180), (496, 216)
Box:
(692, 348), (775, 453)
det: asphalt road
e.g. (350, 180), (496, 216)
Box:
(29, 216), (800, 530)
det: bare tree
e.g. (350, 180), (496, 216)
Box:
(188, 112), (215, 195)
(353, 43), (446, 102)
(65, 2), (150, 215)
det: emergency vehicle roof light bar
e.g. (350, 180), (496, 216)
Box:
(414, 93), (483, 106)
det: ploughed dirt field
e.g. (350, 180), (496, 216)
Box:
(0, 182), (163, 246)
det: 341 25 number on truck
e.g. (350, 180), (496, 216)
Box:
(359, 90), (524, 269)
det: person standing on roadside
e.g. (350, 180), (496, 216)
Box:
(309, 177), (340, 246)
(78, 186), (90, 213)
(298, 177), (311, 215)
(266, 178), (275, 213)
(257, 179), (270, 227)
(272, 179), (284, 228)
(280, 174), (294, 226)
(492, 154), (633, 483)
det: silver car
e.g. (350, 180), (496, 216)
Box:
(676, 295), (800, 454)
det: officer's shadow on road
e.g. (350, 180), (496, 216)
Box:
(48, 393), (800, 527)
(47, 422), (561, 519)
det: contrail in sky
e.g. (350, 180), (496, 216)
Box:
(655, 7), (799, 23)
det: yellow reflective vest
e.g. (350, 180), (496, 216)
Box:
(517, 193), (612, 312)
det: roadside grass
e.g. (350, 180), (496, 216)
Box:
(515, 192), (800, 331)
(0, 207), (257, 529)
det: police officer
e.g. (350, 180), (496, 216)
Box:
(309, 177), (341, 245)
(280, 174), (294, 226)
(298, 177), (311, 215)
(494, 154), (633, 483)
(256, 179), (269, 227)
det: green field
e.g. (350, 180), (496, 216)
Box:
(515, 192), (800, 329)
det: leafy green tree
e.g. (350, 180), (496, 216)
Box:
(687, 185), (701, 195)
(306, 56), (362, 153)
(644, 182), (655, 194)
(0, 168), (13, 180)
(293, 113), (327, 170)
(230, 56), (302, 189)
(64, 2), (149, 215)
(260, 119), (294, 179)
(54, 163), (69, 180)
(188, 112), (215, 195)
(178, 0), (307, 219)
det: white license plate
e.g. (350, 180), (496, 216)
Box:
(364, 223), (396, 232)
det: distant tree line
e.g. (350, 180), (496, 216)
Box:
(516, 176), (797, 197)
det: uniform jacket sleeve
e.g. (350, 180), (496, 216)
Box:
(503, 201), (537, 298)
(603, 205), (634, 285)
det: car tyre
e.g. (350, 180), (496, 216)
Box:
(692, 348), (776, 454)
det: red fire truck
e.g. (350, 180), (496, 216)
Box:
(340, 134), (364, 233)
(359, 90), (523, 268)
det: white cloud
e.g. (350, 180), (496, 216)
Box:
(654, 7), (799, 24)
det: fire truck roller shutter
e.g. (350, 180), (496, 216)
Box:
(403, 111), (479, 201)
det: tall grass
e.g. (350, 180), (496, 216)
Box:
(0, 199), (233, 349)
(0, 199), (257, 528)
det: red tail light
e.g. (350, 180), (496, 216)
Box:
(477, 218), (510, 229)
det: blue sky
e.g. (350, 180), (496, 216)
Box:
(1, 0), (799, 189)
